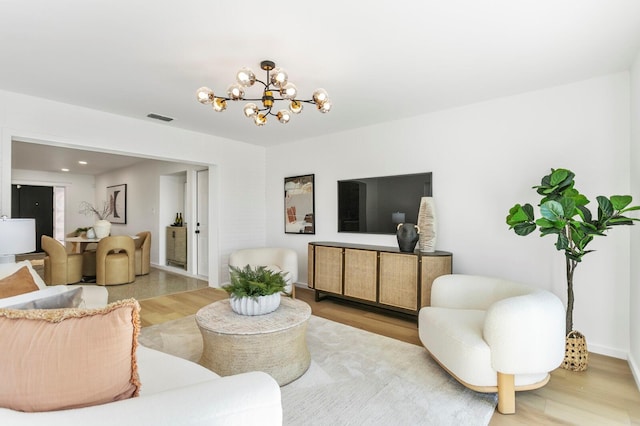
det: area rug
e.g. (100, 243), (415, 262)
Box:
(139, 314), (497, 425)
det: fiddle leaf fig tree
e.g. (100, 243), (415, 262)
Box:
(506, 168), (640, 335)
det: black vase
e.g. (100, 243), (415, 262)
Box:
(396, 223), (419, 253)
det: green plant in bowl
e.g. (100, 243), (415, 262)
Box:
(223, 265), (289, 299)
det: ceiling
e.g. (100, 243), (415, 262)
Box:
(1, 1), (640, 150)
(11, 141), (145, 176)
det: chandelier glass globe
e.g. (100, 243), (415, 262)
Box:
(196, 87), (214, 104)
(290, 100), (303, 114)
(254, 113), (267, 126)
(243, 103), (258, 118)
(277, 109), (291, 124)
(317, 100), (332, 113)
(270, 67), (288, 88)
(227, 84), (244, 100)
(280, 83), (297, 100)
(212, 98), (227, 112)
(236, 67), (256, 87)
(312, 88), (329, 105)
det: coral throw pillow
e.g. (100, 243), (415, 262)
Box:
(0, 266), (39, 298)
(0, 299), (141, 412)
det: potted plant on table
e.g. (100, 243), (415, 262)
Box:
(73, 227), (90, 237)
(506, 168), (639, 371)
(223, 265), (289, 316)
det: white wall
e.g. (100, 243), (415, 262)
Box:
(0, 89), (266, 286)
(266, 72), (633, 358)
(629, 51), (640, 384)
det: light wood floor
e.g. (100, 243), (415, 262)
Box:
(139, 285), (640, 425)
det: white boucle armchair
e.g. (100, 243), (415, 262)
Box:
(229, 247), (298, 296)
(418, 274), (565, 414)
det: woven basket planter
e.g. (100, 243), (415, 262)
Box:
(229, 293), (281, 316)
(561, 330), (588, 371)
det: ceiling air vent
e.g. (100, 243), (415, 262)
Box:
(147, 113), (174, 122)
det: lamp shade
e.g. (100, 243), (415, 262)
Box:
(0, 218), (36, 263)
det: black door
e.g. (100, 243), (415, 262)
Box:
(11, 185), (54, 253)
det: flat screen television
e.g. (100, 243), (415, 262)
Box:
(337, 172), (432, 234)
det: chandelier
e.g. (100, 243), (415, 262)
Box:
(196, 60), (331, 126)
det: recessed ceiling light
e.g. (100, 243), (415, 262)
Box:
(61, 168), (70, 172)
(78, 161), (87, 165)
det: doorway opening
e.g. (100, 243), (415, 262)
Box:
(10, 139), (215, 283)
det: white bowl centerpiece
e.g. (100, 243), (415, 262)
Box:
(223, 265), (289, 316)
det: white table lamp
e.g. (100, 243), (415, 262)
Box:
(0, 216), (36, 264)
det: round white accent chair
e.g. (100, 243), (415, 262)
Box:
(228, 248), (298, 296)
(418, 274), (565, 414)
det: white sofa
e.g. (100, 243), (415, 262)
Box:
(229, 247), (298, 295)
(418, 274), (565, 414)
(0, 261), (283, 425)
(0, 260), (108, 309)
(0, 346), (282, 425)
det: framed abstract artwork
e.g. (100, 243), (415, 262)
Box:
(107, 184), (127, 224)
(284, 174), (315, 234)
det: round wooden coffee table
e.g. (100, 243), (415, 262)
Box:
(195, 297), (311, 385)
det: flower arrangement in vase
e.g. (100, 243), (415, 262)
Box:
(79, 201), (113, 238)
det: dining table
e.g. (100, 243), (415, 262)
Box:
(65, 235), (138, 253)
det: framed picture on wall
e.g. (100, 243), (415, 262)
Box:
(107, 184), (127, 224)
(284, 174), (315, 234)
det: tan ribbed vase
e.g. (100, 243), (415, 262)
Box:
(417, 197), (436, 252)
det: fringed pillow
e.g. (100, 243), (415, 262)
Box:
(0, 298), (141, 412)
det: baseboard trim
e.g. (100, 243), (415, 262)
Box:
(151, 263), (197, 278)
(588, 342), (628, 360)
(628, 353), (640, 392)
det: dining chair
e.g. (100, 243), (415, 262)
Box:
(134, 231), (151, 276)
(41, 235), (83, 285)
(64, 230), (97, 277)
(96, 236), (136, 285)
